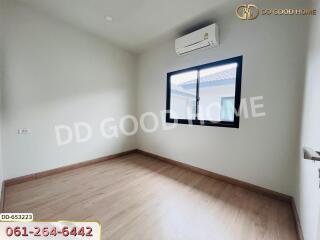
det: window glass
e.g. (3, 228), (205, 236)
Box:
(198, 63), (237, 122)
(221, 97), (235, 122)
(170, 71), (197, 120)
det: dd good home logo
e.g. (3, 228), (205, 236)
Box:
(236, 4), (260, 20)
(236, 4), (317, 20)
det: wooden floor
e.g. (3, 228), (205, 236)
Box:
(5, 153), (298, 240)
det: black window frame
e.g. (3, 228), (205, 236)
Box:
(166, 56), (243, 128)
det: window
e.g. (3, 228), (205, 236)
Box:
(166, 56), (243, 128)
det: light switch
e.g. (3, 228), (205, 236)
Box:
(17, 128), (31, 135)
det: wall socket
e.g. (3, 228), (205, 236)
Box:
(17, 128), (31, 135)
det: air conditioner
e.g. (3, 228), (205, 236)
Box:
(175, 24), (219, 55)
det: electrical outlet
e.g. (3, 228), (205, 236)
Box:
(17, 128), (31, 135)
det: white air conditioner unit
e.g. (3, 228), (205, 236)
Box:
(175, 24), (219, 55)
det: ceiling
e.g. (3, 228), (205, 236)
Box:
(17, 0), (230, 53)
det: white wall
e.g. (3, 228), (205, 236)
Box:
(294, 1), (320, 240)
(0, 0), (5, 197)
(1, 0), (137, 179)
(0, 70), (3, 199)
(136, 1), (309, 195)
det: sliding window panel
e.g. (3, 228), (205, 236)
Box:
(198, 63), (237, 122)
(169, 70), (198, 120)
